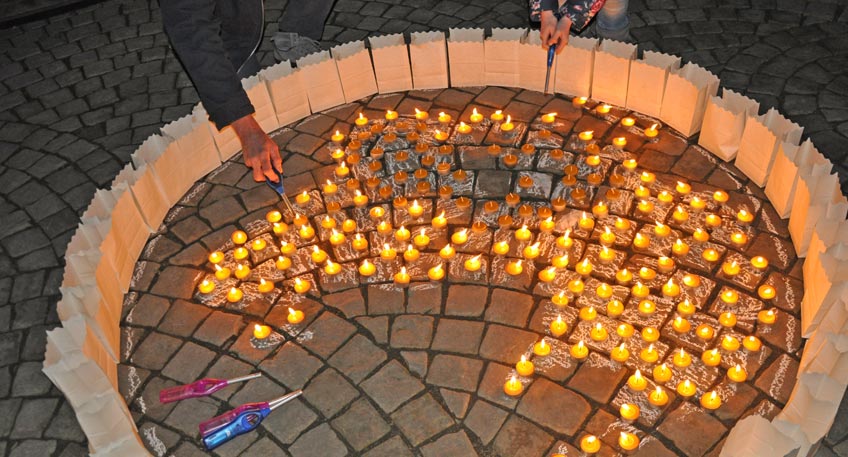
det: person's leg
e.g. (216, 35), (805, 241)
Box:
(219, 0), (264, 76)
(273, 0), (335, 62)
(595, 0), (632, 42)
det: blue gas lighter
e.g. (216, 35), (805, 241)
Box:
(544, 44), (556, 94)
(265, 168), (295, 215)
(200, 390), (302, 450)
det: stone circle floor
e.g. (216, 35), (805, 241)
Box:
(1, 0), (848, 456)
(122, 89), (803, 456)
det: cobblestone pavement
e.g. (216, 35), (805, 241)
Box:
(0, 0), (846, 456)
(122, 89), (805, 456)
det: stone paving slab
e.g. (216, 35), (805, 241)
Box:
(2, 0), (848, 456)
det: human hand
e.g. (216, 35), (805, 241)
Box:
(540, 11), (572, 54)
(231, 115), (283, 182)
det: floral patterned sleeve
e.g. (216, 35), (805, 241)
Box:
(529, 0), (608, 31)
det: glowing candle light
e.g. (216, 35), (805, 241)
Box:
(596, 104), (611, 114)
(439, 244), (456, 260)
(299, 224), (315, 240)
(431, 211), (447, 229)
(235, 264), (251, 280)
(214, 264), (232, 282)
(434, 129), (449, 141)
(403, 245), (420, 262)
(500, 115), (515, 132)
(599, 227), (616, 246)
(293, 278), (311, 294)
(758, 284), (776, 300)
(351, 234), (369, 252)
(208, 251), (225, 264)
(721, 260), (740, 276)
(578, 130), (594, 141)
(320, 215), (337, 230)
(737, 209), (754, 224)
(743, 335), (762, 352)
(657, 190), (674, 203)
(232, 230), (248, 245)
(702, 248), (720, 263)
(590, 323), (608, 341)
(515, 355), (535, 377)
(671, 239), (690, 257)
(331, 148), (345, 161)
(676, 379), (696, 398)
(611, 343), (629, 362)
(395, 225), (411, 242)
(380, 244), (397, 262)
(613, 136), (627, 147)
(677, 299), (696, 317)
(538, 266), (557, 282)
(672, 205), (689, 223)
(592, 201), (609, 218)
(657, 256), (675, 273)
(596, 283), (613, 299)
(638, 267), (657, 282)
(533, 339), (551, 357)
(702, 348), (721, 367)
(690, 196), (706, 210)
(649, 386), (669, 406)
(469, 108), (484, 123)
(628, 370), (648, 391)
(272, 222), (289, 236)
(617, 323), (635, 338)
(644, 123), (659, 138)
(549, 315), (568, 337)
(335, 160), (350, 178)
(579, 306), (597, 321)
(226, 287), (243, 303)
(394, 267), (411, 285)
(718, 312), (737, 328)
(727, 364), (747, 383)
(636, 200), (654, 215)
(505, 259), (524, 276)
(258, 278), (275, 293)
(721, 335), (740, 352)
(461, 255), (482, 272)
(653, 363), (673, 383)
(539, 216), (555, 233)
(638, 299), (656, 315)
(580, 435), (601, 454)
(503, 375), (523, 396)
(492, 241), (510, 255)
(556, 231), (574, 250)
(700, 391), (722, 410)
(751, 255), (768, 270)
(654, 222), (671, 237)
(329, 229), (346, 246)
(758, 308), (777, 324)
(672, 316), (691, 333)
(606, 299), (624, 318)
(673, 348), (692, 368)
(578, 212), (595, 231)
(358, 259), (376, 276)
(540, 112), (557, 123)
(331, 130), (345, 143)
(552, 291), (569, 307)
(569, 279), (585, 295)
(253, 324), (271, 340)
(696, 324), (715, 341)
(570, 340), (589, 360)
(585, 155), (601, 167)
(623, 158), (638, 171)
(414, 108), (429, 120)
(311, 246), (328, 264)
(662, 279), (681, 297)
(198, 279), (215, 294)
(640, 344), (659, 363)
(713, 190), (729, 203)
(620, 403), (640, 423)
(377, 220), (393, 235)
(324, 260), (342, 276)
(615, 268), (633, 285)
(353, 190), (368, 207)
(323, 180), (338, 195)
(451, 228), (469, 245)
(294, 190), (311, 206)
(705, 213), (722, 227)
(635, 185), (651, 198)
(575, 258), (593, 276)
(355, 112), (368, 126)
(631, 282), (650, 298)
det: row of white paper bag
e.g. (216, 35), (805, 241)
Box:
(41, 29), (848, 456)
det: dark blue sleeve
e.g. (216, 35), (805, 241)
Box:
(160, 0), (255, 130)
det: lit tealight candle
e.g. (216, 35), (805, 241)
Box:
(580, 435), (601, 454)
(758, 284), (776, 300)
(395, 225), (411, 242)
(721, 260), (740, 276)
(657, 256), (675, 273)
(427, 264), (445, 281)
(552, 291), (569, 307)
(702, 348), (721, 367)
(606, 299), (624, 317)
(702, 248), (720, 263)
(570, 340), (589, 361)
(590, 323), (608, 341)
(541, 112), (557, 123)
(299, 224), (315, 240)
(331, 130), (345, 143)
(232, 230), (248, 245)
(623, 159), (638, 172)
(394, 267), (411, 285)
(329, 229), (346, 246)
(592, 201), (608, 218)
(293, 278), (311, 294)
(676, 379), (697, 398)
(492, 241), (510, 256)
(672, 238), (690, 256)
(644, 123), (659, 138)
(235, 264), (251, 280)
(616, 268), (633, 285)
(690, 196), (706, 211)
(642, 327), (660, 342)
(538, 266), (557, 283)
(226, 287), (243, 303)
(233, 246), (249, 260)
(758, 308), (777, 324)
(533, 338), (551, 357)
(611, 343), (629, 362)
(751, 256), (769, 270)
(628, 370), (648, 391)
(718, 312), (737, 328)
(355, 112), (368, 126)
(431, 211), (447, 229)
(578, 130), (594, 141)
(640, 344), (659, 363)
(469, 108), (484, 123)
(727, 364), (747, 383)
(579, 306), (597, 321)
(500, 115), (514, 132)
(434, 129), (449, 141)
(677, 299), (696, 317)
(701, 391), (722, 410)
(617, 323), (635, 338)
(600, 227), (616, 246)
(743, 335), (762, 352)
(672, 348), (692, 368)
(737, 209), (754, 224)
(596, 104), (611, 114)
(662, 279), (681, 297)
(208, 251), (225, 264)
(721, 335), (740, 352)
(550, 315), (568, 337)
(638, 299), (656, 315)
(653, 363), (673, 383)
(696, 324), (715, 341)
(439, 243), (456, 260)
(620, 403), (640, 422)
(464, 255), (483, 272)
(335, 160), (350, 178)
(253, 324), (271, 340)
(575, 258), (593, 276)
(649, 386), (669, 406)
(556, 231), (574, 250)
(636, 200), (654, 215)
(639, 266), (657, 281)
(353, 190), (368, 207)
(198, 279), (215, 294)
(516, 355), (534, 377)
(672, 316), (691, 333)
(570, 279), (585, 296)
(214, 264), (231, 280)
(323, 180), (338, 195)
(324, 260), (342, 275)
(503, 375), (524, 396)
(258, 278), (275, 293)
(358, 259), (376, 276)
(631, 282), (650, 298)
(457, 122), (472, 134)
(506, 259), (524, 276)
(613, 137), (627, 147)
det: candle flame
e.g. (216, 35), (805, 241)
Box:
(649, 123), (658, 131)
(520, 355), (527, 363)
(362, 259), (371, 267)
(587, 436), (597, 444)
(400, 266), (407, 274)
(647, 343), (655, 351)
(294, 278), (303, 285)
(357, 113), (364, 121)
(505, 115), (511, 124)
(472, 108), (479, 116)
(495, 109), (502, 115)
(259, 278), (267, 285)
(436, 211), (445, 219)
(577, 340), (585, 349)
(683, 379), (692, 388)
(214, 264), (223, 272)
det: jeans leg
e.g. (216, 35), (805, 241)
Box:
(595, 0), (631, 41)
(278, 0), (336, 41)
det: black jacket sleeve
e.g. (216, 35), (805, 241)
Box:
(160, 0), (255, 130)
